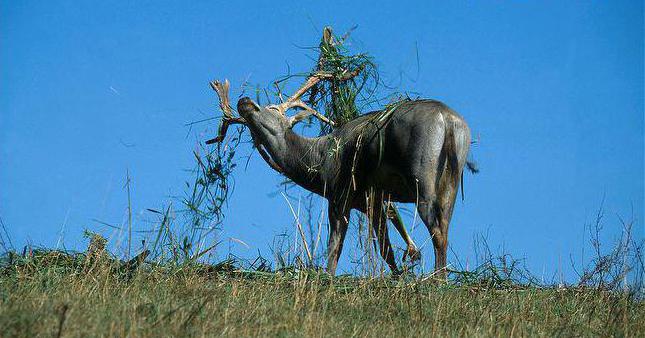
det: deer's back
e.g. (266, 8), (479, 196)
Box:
(328, 99), (470, 203)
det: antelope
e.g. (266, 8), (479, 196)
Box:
(208, 72), (473, 276)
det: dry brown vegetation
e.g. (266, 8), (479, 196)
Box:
(0, 227), (642, 338)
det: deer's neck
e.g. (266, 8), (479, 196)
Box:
(261, 129), (330, 196)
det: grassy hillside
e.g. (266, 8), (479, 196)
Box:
(1, 248), (642, 337)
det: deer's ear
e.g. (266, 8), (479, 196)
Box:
(237, 97), (261, 114)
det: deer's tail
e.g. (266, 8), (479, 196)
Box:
(444, 121), (478, 202)
(466, 160), (479, 174)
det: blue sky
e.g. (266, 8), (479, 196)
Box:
(1, 1), (643, 278)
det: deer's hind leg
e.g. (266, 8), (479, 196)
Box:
(434, 166), (460, 274)
(415, 168), (460, 279)
(415, 185), (445, 276)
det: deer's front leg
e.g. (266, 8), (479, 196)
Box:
(385, 202), (421, 262)
(327, 203), (349, 275)
(370, 202), (401, 275)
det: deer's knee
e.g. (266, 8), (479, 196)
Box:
(430, 226), (447, 250)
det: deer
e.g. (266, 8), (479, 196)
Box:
(207, 23), (480, 276)
(206, 71), (474, 277)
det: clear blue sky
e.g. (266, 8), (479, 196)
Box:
(1, 1), (643, 279)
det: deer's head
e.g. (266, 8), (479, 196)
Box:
(237, 97), (290, 138)
(206, 77), (336, 147)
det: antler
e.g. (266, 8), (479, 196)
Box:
(268, 66), (364, 128)
(268, 27), (364, 128)
(274, 26), (364, 128)
(205, 79), (246, 144)
(206, 78), (285, 173)
(267, 75), (328, 125)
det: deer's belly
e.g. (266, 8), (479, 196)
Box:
(366, 164), (417, 203)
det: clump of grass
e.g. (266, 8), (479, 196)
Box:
(271, 27), (382, 135)
(575, 202), (644, 295)
(181, 129), (242, 225)
(141, 118), (243, 265)
(307, 27), (379, 132)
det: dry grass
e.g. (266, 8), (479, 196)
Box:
(1, 200), (642, 337)
(0, 247), (643, 338)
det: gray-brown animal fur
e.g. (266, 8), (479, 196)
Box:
(236, 97), (472, 276)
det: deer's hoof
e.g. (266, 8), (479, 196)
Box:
(403, 247), (421, 262)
